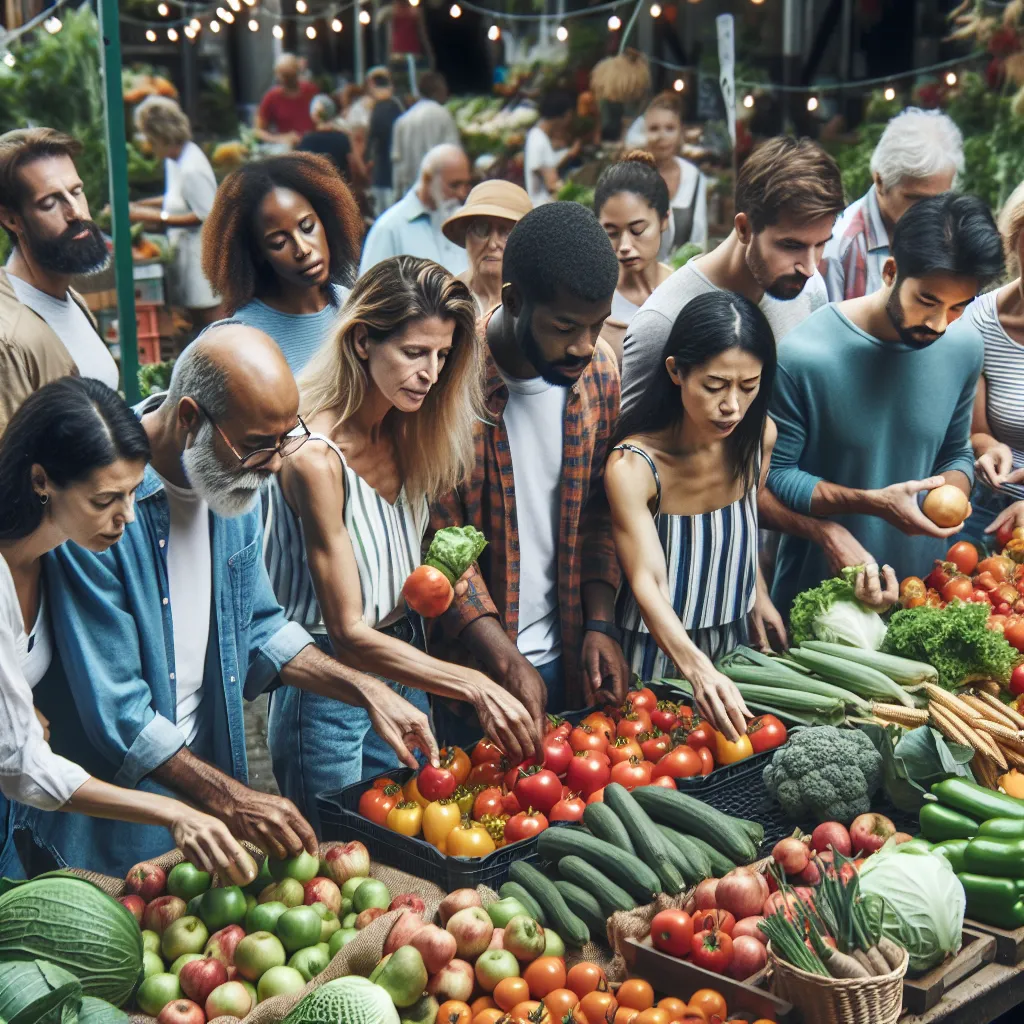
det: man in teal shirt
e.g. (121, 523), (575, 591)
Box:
(767, 193), (1004, 616)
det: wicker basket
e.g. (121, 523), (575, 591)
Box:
(767, 943), (908, 1024)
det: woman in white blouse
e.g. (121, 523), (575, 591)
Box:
(0, 377), (254, 882)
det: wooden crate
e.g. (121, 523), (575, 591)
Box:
(963, 916), (1024, 965)
(901, 928), (996, 1014)
(626, 937), (796, 1023)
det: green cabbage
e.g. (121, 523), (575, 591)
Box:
(423, 526), (487, 585)
(284, 976), (399, 1024)
(789, 568), (887, 649)
(859, 842), (965, 974)
(0, 960), (82, 1024)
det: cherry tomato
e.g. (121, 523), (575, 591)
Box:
(565, 750), (611, 798)
(570, 724), (609, 754)
(609, 737), (644, 764)
(650, 702), (680, 732)
(640, 731), (671, 762)
(627, 686), (659, 712)
(566, 963), (606, 998)
(692, 908), (736, 935)
(357, 783), (401, 825)
(541, 732), (574, 775)
(690, 929), (734, 974)
(947, 540), (979, 575)
(715, 731), (754, 765)
(1011, 664), (1024, 698)
(472, 739), (505, 765)
(514, 766), (562, 815)
(610, 756), (654, 791)
(523, 957), (567, 999)
(649, 774), (677, 789)
(685, 720), (716, 751)
(649, 908), (694, 958)
(418, 763), (457, 801)
(549, 793), (587, 822)
(472, 786), (505, 819)
(747, 714), (788, 754)
(687, 990), (727, 1021)
(617, 711), (653, 740)
(941, 576), (974, 603)
(652, 745), (702, 780)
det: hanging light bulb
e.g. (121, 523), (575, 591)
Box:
(184, 24), (196, 39)
(228, 0), (242, 11)
(673, 78), (684, 92)
(167, 27), (179, 41)
(3, 52), (15, 68)
(449, 3), (461, 16)
(946, 71), (958, 86)
(189, 17), (201, 30)
(750, 0), (764, 4)
(743, 94), (754, 108)
(359, 9), (371, 24)
(44, 16), (62, 33)
(146, 28), (157, 41)
(210, 19), (221, 31)
(306, 24), (317, 38)
(556, 25), (568, 42)
(331, 17), (342, 31)
(884, 86), (895, 101)
(806, 96), (818, 112)
(650, 3), (662, 16)
(248, 18), (259, 30)
(243, 0), (256, 6)
(217, 7), (234, 22)
(157, 2), (169, 15)
(296, 0), (307, 11)
(488, 24), (500, 40)
(409, 0), (420, 6)
(272, 23), (284, 37)
(608, 15), (622, 29)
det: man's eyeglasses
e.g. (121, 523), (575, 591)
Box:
(194, 403), (310, 469)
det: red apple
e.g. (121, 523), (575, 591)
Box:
(850, 813), (896, 855)
(205, 980), (253, 1020)
(157, 999), (205, 1024)
(322, 841), (370, 886)
(811, 821), (852, 857)
(383, 910), (425, 955)
(119, 894), (146, 924)
(426, 959), (474, 1003)
(445, 907), (493, 960)
(180, 956), (228, 1007)
(409, 923), (458, 974)
(438, 888), (482, 926)
(303, 876), (342, 916)
(389, 893), (427, 915)
(356, 907), (384, 929)
(205, 924), (246, 976)
(126, 862), (167, 902)
(144, 895), (188, 935)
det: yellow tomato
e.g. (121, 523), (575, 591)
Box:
(385, 800), (423, 836)
(423, 798), (462, 848)
(715, 730), (753, 765)
(404, 775), (430, 808)
(446, 821), (497, 858)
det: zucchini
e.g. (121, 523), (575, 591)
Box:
(632, 786), (759, 864)
(684, 834), (739, 875)
(508, 861), (589, 948)
(538, 827), (661, 901)
(604, 783), (686, 894)
(558, 855), (636, 914)
(655, 825), (712, 881)
(498, 881), (548, 926)
(553, 881), (605, 940)
(583, 801), (636, 854)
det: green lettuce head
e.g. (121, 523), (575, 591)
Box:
(424, 526), (488, 584)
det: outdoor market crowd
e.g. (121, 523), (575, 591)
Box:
(1, 56), (1022, 886)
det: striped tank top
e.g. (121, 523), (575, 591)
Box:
(263, 434), (430, 630)
(614, 441), (758, 644)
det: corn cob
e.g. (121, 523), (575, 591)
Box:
(930, 703), (985, 753)
(973, 718), (1024, 746)
(998, 743), (1024, 770)
(870, 703), (929, 727)
(961, 693), (1019, 730)
(978, 691), (1024, 730)
(925, 684), (981, 722)
(976, 731), (1009, 771)
(973, 752), (999, 789)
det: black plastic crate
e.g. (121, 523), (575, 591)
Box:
(317, 767), (543, 891)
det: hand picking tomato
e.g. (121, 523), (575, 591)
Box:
(565, 750), (612, 798)
(609, 737), (644, 764)
(472, 738), (505, 765)
(357, 782), (401, 825)
(691, 928), (734, 973)
(946, 540), (979, 575)
(514, 766), (562, 815)
(418, 762), (457, 801)
(402, 563), (454, 618)
(541, 731), (573, 775)
(640, 731), (671, 762)
(715, 731), (754, 765)
(549, 793), (586, 822)
(570, 723), (608, 754)
(747, 714), (787, 754)
(650, 701), (680, 733)
(649, 908), (694, 957)
(651, 745), (702, 780)
(692, 908), (736, 935)
(610, 756), (654, 791)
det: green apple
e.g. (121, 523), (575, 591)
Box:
(142, 951), (165, 979)
(401, 994), (439, 1024)
(370, 947), (427, 1009)
(186, 895), (204, 918)
(161, 916), (209, 961)
(318, 911), (340, 943)
(166, 862), (212, 903)
(246, 900), (288, 934)
(141, 930), (162, 956)
(259, 878), (304, 908)
(485, 897), (528, 929)
(340, 877), (366, 902)
(328, 928), (357, 957)
(245, 893), (257, 915)
(235, 931), (287, 982)
(288, 941), (330, 981)
(240, 979), (258, 1005)
(170, 953), (204, 976)
(136, 973), (182, 1016)
(200, 886), (248, 931)
(352, 878), (390, 914)
(268, 851), (319, 884)
(474, 949), (519, 993)
(542, 928), (565, 958)
(340, 896), (353, 917)
(257, 965), (307, 1001)
(275, 906), (323, 954)
(341, 913), (357, 929)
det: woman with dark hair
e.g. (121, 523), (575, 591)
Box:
(606, 291), (785, 740)
(595, 151), (674, 360)
(202, 152), (363, 375)
(0, 377), (256, 882)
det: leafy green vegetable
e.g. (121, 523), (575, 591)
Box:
(424, 526), (487, 585)
(669, 242), (704, 270)
(881, 602), (1020, 691)
(789, 567), (887, 649)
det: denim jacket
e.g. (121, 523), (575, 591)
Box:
(32, 450), (312, 873)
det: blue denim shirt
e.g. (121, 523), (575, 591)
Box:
(32, 457), (312, 874)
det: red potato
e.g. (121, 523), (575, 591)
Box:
(693, 878), (719, 910)
(732, 916), (767, 944)
(811, 821), (852, 857)
(850, 813), (896, 855)
(729, 935), (768, 979)
(715, 869), (769, 921)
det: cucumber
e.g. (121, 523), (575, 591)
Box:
(498, 881), (548, 926)
(554, 881), (605, 940)
(604, 783), (686, 895)
(654, 825), (711, 882)
(583, 801), (636, 854)
(538, 825), (661, 901)
(558, 855), (636, 914)
(632, 786), (759, 864)
(684, 834), (739, 875)
(508, 861), (589, 948)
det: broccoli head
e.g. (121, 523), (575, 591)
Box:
(763, 726), (883, 823)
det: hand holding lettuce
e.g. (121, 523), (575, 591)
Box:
(403, 526), (487, 618)
(790, 567), (888, 649)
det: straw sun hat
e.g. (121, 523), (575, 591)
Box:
(442, 180), (533, 248)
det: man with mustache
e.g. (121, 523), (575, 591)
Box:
(430, 202), (630, 736)
(34, 324), (438, 873)
(766, 193), (1005, 617)
(0, 128), (118, 434)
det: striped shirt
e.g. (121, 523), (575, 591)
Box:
(263, 434), (429, 630)
(821, 187), (890, 302)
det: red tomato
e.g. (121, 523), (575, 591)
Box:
(652, 745), (702, 780)
(1011, 664), (1024, 698)
(541, 732), (573, 775)
(627, 686), (659, 712)
(565, 750), (611, 798)
(609, 737), (644, 764)
(685, 720), (716, 751)
(505, 758), (537, 791)
(616, 713), (651, 740)
(472, 739), (505, 765)
(649, 908), (693, 957)
(696, 746), (714, 776)
(1005, 619), (1024, 654)
(610, 757), (654, 791)
(358, 783), (400, 825)
(747, 714), (788, 754)
(473, 786), (505, 819)
(947, 541), (979, 575)
(586, 787), (606, 804)
(925, 560), (956, 592)
(545, 715), (571, 738)
(372, 777), (399, 790)
(505, 810), (549, 843)
(649, 775), (677, 789)
(690, 929), (734, 974)
(549, 793), (587, 822)
(942, 576), (974, 603)
(970, 589), (993, 605)
(514, 767), (562, 815)
(580, 711), (616, 743)
(502, 791), (521, 815)
(570, 724), (608, 754)
(650, 702), (680, 733)
(468, 760), (508, 788)
(640, 731), (671, 762)
(692, 908), (736, 935)
(418, 763), (456, 801)
(402, 564), (454, 618)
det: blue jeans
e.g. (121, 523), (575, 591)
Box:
(0, 796), (25, 881)
(268, 617), (432, 836)
(959, 480), (1016, 550)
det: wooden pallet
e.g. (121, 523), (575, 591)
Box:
(963, 916), (1024, 965)
(902, 928), (997, 1014)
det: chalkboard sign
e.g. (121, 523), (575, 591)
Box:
(697, 72), (726, 121)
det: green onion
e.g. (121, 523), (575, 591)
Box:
(790, 646), (917, 708)
(800, 641), (937, 687)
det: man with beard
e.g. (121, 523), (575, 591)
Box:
(430, 202), (630, 737)
(0, 128), (118, 433)
(34, 324), (438, 873)
(766, 193), (1005, 617)
(359, 143), (471, 276)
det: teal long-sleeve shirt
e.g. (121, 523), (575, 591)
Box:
(767, 303), (981, 617)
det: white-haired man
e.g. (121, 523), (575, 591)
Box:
(359, 143), (471, 274)
(822, 107), (964, 301)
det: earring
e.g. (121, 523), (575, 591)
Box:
(38, 493), (48, 505)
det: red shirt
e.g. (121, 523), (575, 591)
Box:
(257, 81), (319, 136)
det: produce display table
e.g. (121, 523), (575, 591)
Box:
(900, 961), (1024, 1022)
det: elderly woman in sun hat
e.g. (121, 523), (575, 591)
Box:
(442, 180), (533, 315)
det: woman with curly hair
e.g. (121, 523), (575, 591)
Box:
(202, 152), (363, 375)
(263, 257), (537, 827)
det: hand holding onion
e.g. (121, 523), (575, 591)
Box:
(872, 477), (969, 538)
(922, 484), (971, 530)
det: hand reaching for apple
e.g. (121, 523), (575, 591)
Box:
(168, 807), (259, 887)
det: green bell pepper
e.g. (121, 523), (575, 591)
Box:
(979, 817), (1024, 840)
(931, 838), (969, 874)
(919, 802), (980, 842)
(932, 778), (1024, 822)
(896, 839), (934, 855)
(964, 837), (1024, 879)
(959, 873), (1024, 929)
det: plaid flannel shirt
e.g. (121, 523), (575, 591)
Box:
(429, 333), (622, 709)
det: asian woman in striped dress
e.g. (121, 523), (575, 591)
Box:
(605, 290), (786, 741)
(262, 256), (537, 831)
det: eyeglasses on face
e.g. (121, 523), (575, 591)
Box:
(466, 218), (513, 241)
(194, 403), (310, 469)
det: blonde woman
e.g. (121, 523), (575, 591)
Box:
(263, 257), (537, 829)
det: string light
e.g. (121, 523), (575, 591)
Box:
(3, 52), (15, 68)
(210, 19), (221, 31)
(488, 24), (500, 40)
(306, 24), (317, 38)
(243, 0), (256, 6)
(359, 8), (371, 24)
(743, 93), (754, 108)
(272, 23), (284, 37)
(331, 17), (342, 31)
(608, 14), (622, 29)
(228, 0), (242, 11)
(296, 0), (307, 11)
(751, 0), (764, 4)
(650, 3), (662, 16)
(449, 3), (461, 16)
(806, 95), (818, 112)
(184, 24), (197, 39)
(189, 17), (201, 30)
(884, 86), (895, 101)
(556, 25), (567, 41)
(409, 0), (420, 6)
(43, 16), (61, 33)
(217, 7), (234, 23)
(946, 71), (958, 86)
(157, 2), (168, 15)
(167, 26), (178, 41)
(146, 28), (157, 41)
(248, 18), (259, 30)
(673, 78), (685, 92)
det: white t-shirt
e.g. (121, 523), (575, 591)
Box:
(500, 373), (567, 666)
(160, 474), (212, 746)
(0, 553), (89, 810)
(524, 125), (558, 207)
(164, 141), (219, 310)
(8, 273), (119, 390)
